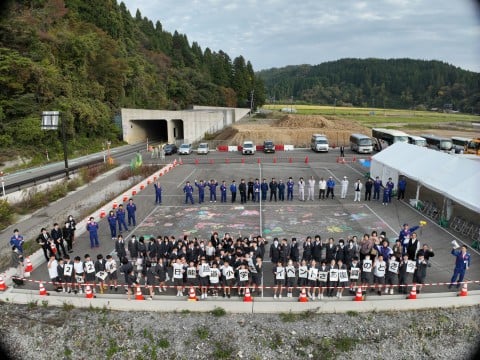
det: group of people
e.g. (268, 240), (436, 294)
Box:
(181, 175), (408, 205)
(35, 218), (471, 300)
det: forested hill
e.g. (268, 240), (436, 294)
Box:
(257, 58), (480, 112)
(0, 0), (266, 158)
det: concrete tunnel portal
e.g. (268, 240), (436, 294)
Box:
(130, 119), (171, 143)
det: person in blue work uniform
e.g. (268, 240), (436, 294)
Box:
(107, 211), (117, 238)
(194, 179), (206, 204)
(229, 180), (237, 203)
(253, 179), (261, 202)
(116, 204), (128, 232)
(398, 223), (420, 256)
(449, 244), (471, 289)
(382, 185), (390, 206)
(154, 180), (162, 204)
(326, 176), (335, 199)
(126, 198), (137, 227)
(397, 176), (407, 200)
(386, 177), (395, 203)
(86, 217), (99, 248)
(10, 229), (24, 255)
(220, 180), (227, 203)
(286, 177), (294, 201)
(183, 181), (194, 204)
(260, 178), (269, 201)
(207, 179), (218, 202)
(373, 176), (383, 201)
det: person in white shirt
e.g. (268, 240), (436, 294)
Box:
(47, 255), (59, 291)
(298, 177), (305, 201)
(341, 176), (349, 199)
(318, 178), (327, 199)
(354, 179), (363, 202)
(307, 176), (316, 201)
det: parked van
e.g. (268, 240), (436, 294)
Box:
(310, 134), (329, 152)
(197, 143), (209, 155)
(242, 141), (256, 155)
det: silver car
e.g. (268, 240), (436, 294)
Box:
(197, 143), (209, 155)
(179, 143), (192, 155)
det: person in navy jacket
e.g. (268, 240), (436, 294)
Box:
(220, 180), (227, 203)
(86, 217), (99, 248)
(398, 223), (420, 255)
(126, 198), (137, 227)
(229, 180), (237, 203)
(449, 244), (471, 289)
(397, 176), (407, 200)
(326, 177), (335, 199)
(373, 176), (383, 200)
(194, 179), (206, 204)
(183, 181), (194, 204)
(116, 204), (128, 232)
(107, 211), (117, 238)
(207, 179), (218, 202)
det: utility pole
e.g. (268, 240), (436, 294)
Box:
(250, 89), (254, 117)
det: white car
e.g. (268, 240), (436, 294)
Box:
(197, 143), (209, 155)
(242, 141), (256, 155)
(178, 143), (192, 155)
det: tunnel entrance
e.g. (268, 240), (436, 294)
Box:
(131, 119), (168, 142)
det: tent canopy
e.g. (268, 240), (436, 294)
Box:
(370, 142), (480, 213)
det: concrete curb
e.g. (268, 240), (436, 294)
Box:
(2, 288), (479, 314)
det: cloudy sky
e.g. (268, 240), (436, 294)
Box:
(122, 0), (480, 72)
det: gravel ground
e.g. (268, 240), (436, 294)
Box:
(0, 302), (479, 360)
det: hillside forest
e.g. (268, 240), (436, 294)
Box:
(257, 59), (480, 113)
(0, 0), (266, 161)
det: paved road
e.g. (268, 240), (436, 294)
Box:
(6, 147), (480, 299)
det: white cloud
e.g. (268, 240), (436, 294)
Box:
(122, 0), (480, 72)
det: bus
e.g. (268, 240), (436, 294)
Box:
(466, 138), (480, 155)
(371, 128), (409, 151)
(451, 136), (471, 153)
(349, 134), (373, 153)
(407, 135), (427, 147)
(420, 134), (453, 152)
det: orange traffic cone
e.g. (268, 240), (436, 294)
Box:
(187, 286), (198, 301)
(353, 287), (364, 301)
(140, 184), (145, 190)
(100, 209), (106, 218)
(407, 285), (417, 300)
(123, 194), (128, 202)
(458, 283), (468, 297)
(0, 275), (7, 291)
(24, 257), (33, 277)
(135, 285), (144, 300)
(298, 287), (308, 302)
(304, 156), (309, 164)
(243, 288), (253, 302)
(112, 201), (118, 209)
(39, 282), (48, 296)
(132, 188), (137, 196)
(85, 285), (95, 299)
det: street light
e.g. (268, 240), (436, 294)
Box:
(41, 111), (69, 179)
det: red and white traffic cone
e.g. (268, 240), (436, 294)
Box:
(24, 257), (33, 277)
(458, 283), (468, 297)
(298, 287), (308, 302)
(407, 285), (417, 300)
(0, 275), (8, 291)
(187, 287), (198, 301)
(135, 285), (144, 300)
(85, 285), (95, 299)
(39, 282), (48, 296)
(353, 287), (364, 301)
(243, 288), (253, 302)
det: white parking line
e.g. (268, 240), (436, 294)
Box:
(177, 168), (197, 188)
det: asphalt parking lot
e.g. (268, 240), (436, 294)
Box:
(12, 148), (480, 297)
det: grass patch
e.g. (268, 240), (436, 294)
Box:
(62, 301), (75, 312)
(210, 306), (226, 317)
(27, 300), (38, 309)
(346, 310), (359, 317)
(212, 341), (235, 359)
(157, 338), (170, 349)
(106, 338), (120, 359)
(279, 310), (316, 322)
(195, 326), (210, 340)
(269, 332), (283, 350)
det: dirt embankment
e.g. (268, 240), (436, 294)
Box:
(212, 115), (371, 146)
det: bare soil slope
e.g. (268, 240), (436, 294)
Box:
(214, 115), (371, 146)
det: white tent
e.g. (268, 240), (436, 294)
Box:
(370, 142), (480, 214)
